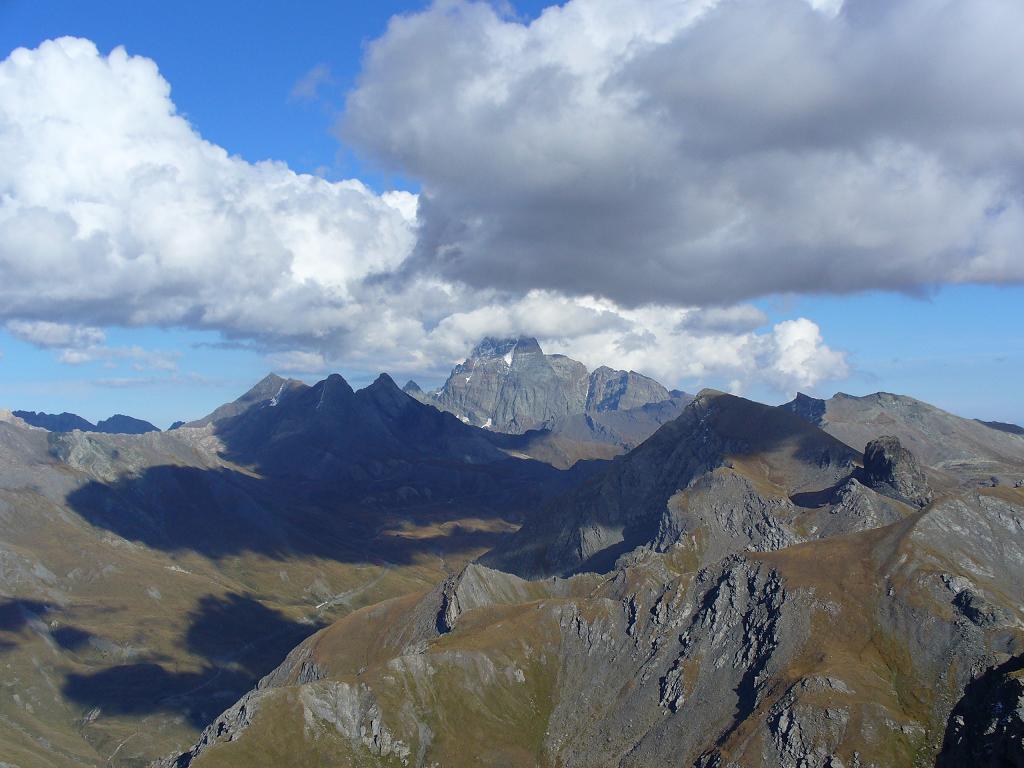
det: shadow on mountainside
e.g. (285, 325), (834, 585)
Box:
(62, 592), (324, 729)
(0, 598), (55, 653)
(62, 460), (573, 564)
(935, 653), (1024, 767)
(0, 598), (52, 631)
(60, 371), (607, 565)
(483, 391), (865, 579)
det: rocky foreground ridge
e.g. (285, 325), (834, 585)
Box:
(162, 389), (1024, 768)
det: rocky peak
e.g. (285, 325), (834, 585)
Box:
(780, 392), (827, 427)
(586, 366), (670, 413)
(309, 373), (355, 413)
(356, 373), (410, 415)
(12, 410), (96, 432)
(428, 336), (675, 433)
(402, 380), (423, 395)
(187, 372), (308, 427)
(469, 336), (524, 362)
(859, 435), (933, 507)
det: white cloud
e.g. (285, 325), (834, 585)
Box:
(343, 0), (1024, 306)
(0, 35), (849, 397)
(57, 345), (179, 372)
(6, 320), (105, 348)
(0, 37), (416, 342)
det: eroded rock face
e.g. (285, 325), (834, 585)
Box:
(428, 337), (671, 433)
(860, 436), (933, 507)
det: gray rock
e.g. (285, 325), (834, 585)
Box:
(860, 435), (933, 507)
(186, 372), (306, 428)
(782, 391), (1024, 482)
(428, 336), (672, 434)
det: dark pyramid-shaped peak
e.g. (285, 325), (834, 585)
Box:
(510, 336), (543, 357)
(356, 373), (409, 414)
(403, 380), (424, 394)
(370, 372), (398, 389)
(310, 373), (355, 411)
(254, 371), (287, 388)
(235, 372), (294, 404)
(187, 372), (307, 427)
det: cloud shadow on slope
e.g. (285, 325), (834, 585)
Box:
(62, 592), (325, 728)
(61, 459), (566, 565)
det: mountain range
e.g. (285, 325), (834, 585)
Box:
(13, 410), (161, 434)
(0, 340), (1022, 768)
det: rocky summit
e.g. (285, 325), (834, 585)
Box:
(404, 337), (692, 466)
(1, 375), (1022, 768)
(410, 336), (677, 433)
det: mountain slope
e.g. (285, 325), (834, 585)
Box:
(8, 379), (1024, 768)
(782, 391), (1024, 482)
(483, 389), (862, 578)
(168, 407), (1024, 767)
(0, 375), (594, 768)
(186, 373), (307, 428)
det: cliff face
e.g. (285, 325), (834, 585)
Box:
(423, 337), (672, 433)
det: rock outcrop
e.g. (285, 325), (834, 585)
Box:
(859, 435), (933, 507)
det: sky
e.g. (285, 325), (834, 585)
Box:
(0, 0), (1021, 428)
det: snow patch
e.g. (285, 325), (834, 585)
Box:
(483, 418), (492, 429)
(269, 382), (286, 407)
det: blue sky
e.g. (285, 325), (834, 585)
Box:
(0, 0), (1021, 427)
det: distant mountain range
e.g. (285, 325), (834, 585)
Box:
(13, 410), (160, 434)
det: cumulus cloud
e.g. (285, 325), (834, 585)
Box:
(343, 0), (1024, 306)
(0, 35), (851, 396)
(0, 37), (416, 345)
(529, 301), (848, 394)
